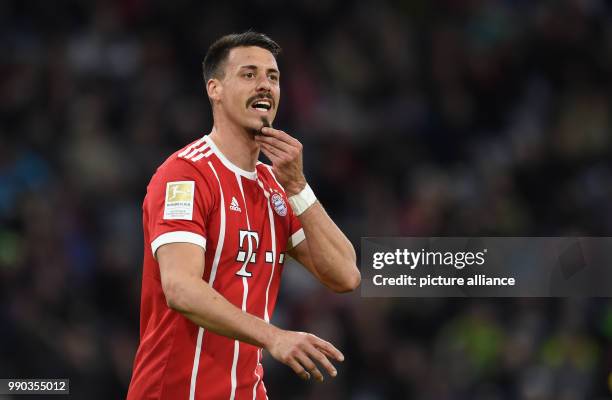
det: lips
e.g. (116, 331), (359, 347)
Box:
(252, 100), (271, 111)
(247, 95), (274, 112)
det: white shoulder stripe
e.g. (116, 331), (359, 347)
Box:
(190, 148), (214, 163)
(178, 137), (206, 158)
(190, 153), (206, 162)
(179, 142), (213, 162)
(184, 144), (209, 159)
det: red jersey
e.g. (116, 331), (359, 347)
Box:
(128, 135), (304, 400)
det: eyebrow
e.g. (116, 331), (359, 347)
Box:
(239, 65), (280, 75)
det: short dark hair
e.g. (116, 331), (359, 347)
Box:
(202, 31), (281, 82)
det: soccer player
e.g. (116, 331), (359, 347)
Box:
(126, 31), (361, 399)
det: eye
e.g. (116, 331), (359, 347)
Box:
(244, 72), (255, 79)
(269, 74), (279, 82)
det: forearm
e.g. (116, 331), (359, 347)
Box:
(166, 275), (278, 348)
(298, 201), (359, 291)
(167, 273), (344, 382)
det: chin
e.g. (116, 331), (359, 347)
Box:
(242, 121), (263, 136)
(245, 116), (273, 131)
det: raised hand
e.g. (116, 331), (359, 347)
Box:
(254, 127), (306, 196)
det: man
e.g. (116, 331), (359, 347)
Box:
(127, 31), (360, 399)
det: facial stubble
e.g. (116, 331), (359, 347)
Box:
(250, 116), (271, 136)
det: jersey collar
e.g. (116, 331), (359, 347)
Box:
(204, 135), (258, 180)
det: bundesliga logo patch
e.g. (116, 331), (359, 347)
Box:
(163, 181), (195, 220)
(271, 193), (287, 217)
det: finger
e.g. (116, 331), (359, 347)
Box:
(295, 352), (324, 382)
(255, 134), (295, 154)
(259, 142), (282, 158)
(261, 127), (300, 146)
(314, 339), (345, 362)
(306, 347), (338, 378)
(259, 143), (282, 163)
(286, 358), (311, 381)
(260, 144), (286, 167)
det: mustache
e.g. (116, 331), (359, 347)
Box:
(246, 93), (274, 108)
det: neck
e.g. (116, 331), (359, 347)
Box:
(208, 116), (260, 172)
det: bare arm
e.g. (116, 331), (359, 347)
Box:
(255, 128), (361, 292)
(157, 242), (344, 381)
(288, 203), (360, 293)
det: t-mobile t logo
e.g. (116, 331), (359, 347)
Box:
(236, 230), (259, 277)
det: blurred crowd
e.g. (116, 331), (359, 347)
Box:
(1, 0), (612, 398)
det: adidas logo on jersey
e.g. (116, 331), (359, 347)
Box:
(230, 197), (242, 212)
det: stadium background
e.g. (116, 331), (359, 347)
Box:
(2, 0), (612, 398)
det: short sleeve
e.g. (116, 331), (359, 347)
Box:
(145, 160), (214, 258)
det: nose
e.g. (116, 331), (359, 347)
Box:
(256, 75), (272, 92)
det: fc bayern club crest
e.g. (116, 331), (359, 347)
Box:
(271, 193), (288, 216)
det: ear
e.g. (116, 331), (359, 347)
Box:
(206, 78), (222, 103)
